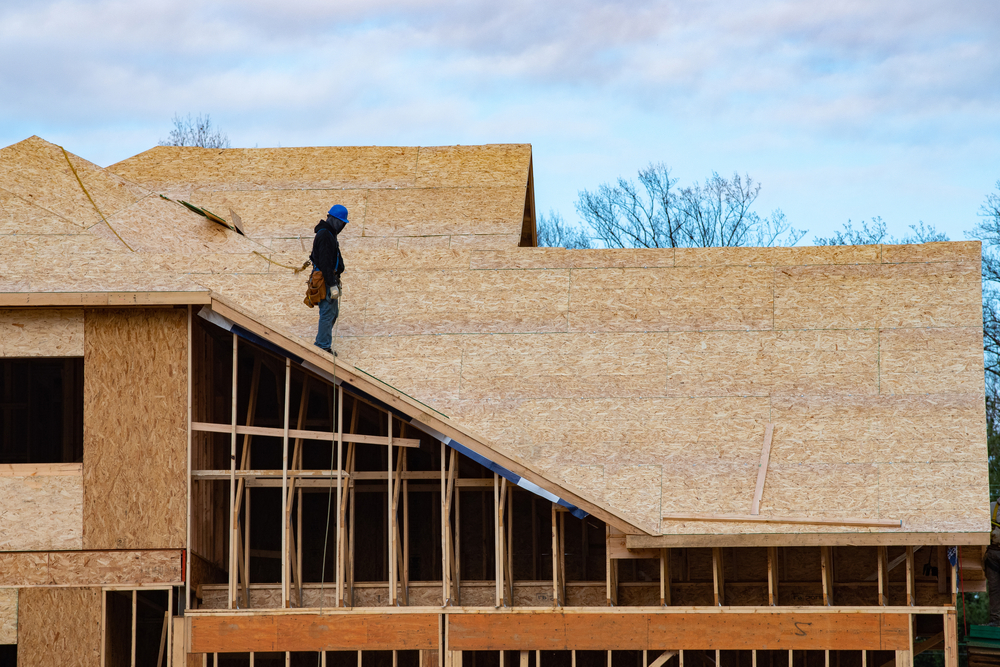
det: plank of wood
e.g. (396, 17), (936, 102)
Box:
(649, 651), (678, 667)
(606, 535), (661, 560)
(446, 612), (912, 651)
(0, 291), (212, 307)
(660, 513), (901, 528)
(191, 613), (440, 652)
(627, 532), (988, 549)
(191, 422), (420, 448)
(750, 423), (774, 515)
(0, 462), (82, 477)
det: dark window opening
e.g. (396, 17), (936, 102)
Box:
(0, 358), (83, 464)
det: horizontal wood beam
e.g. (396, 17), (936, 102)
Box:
(661, 514), (901, 528)
(447, 612), (911, 651)
(0, 550), (182, 587)
(190, 613), (440, 653)
(191, 422), (420, 448)
(628, 533), (990, 548)
(0, 291), (211, 307)
(0, 462), (82, 477)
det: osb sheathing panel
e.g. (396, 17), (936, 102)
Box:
(0, 142), (985, 540)
(95, 195), (266, 255)
(110, 145), (422, 191)
(0, 137), (146, 228)
(0, 187), (86, 235)
(83, 308), (187, 549)
(0, 550), (182, 587)
(413, 145), (531, 188)
(18, 587), (101, 666)
(0, 308), (83, 356)
(363, 187), (524, 237)
(187, 241), (985, 535)
(189, 188), (370, 240)
(0, 473), (83, 550)
(0, 588), (15, 645)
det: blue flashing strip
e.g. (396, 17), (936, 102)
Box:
(443, 438), (588, 520)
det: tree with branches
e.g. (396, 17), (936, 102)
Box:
(536, 210), (592, 248)
(572, 163), (805, 249)
(967, 182), (1000, 498)
(813, 217), (949, 246)
(159, 113), (231, 149)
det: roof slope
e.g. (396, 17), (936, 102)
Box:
(0, 136), (988, 541)
(109, 143), (534, 250)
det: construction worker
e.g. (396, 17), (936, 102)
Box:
(987, 500), (1000, 625)
(310, 205), (349, 354)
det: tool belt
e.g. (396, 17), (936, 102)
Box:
(303, 270), (340, 307)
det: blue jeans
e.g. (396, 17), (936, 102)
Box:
(314, 288), (339, 351)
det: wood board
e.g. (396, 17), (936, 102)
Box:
(445, 611), (911, 650)
(0, 471), (83, 550)
(0, 550), (182, 587)
(83, 308), (188, 549)
(0, 588), (15, 645)
(17, 587), (101, 665)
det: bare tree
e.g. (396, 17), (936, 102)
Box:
(536, 210), (592, 248)
(968, 181), (1000, 499)
(814, 217), (948, 246)
(575, 163), (805, 248)
(159, 114), (231, 149)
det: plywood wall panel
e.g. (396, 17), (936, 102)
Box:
(0, 473), (83, 551)
(457, 332), (668, 401)
(414, 145), (531, 188)
(395, 235), (452, 248)
(346, 248), (472, 271)
(0, 308), (83, 356)
(18, 587), (101, 666)
(240, 146), (420, 190)
(83, 308), (187, 549)
(0, 588), (15, 645)
(879, 327), (985, 395)
(774, 265), (881, 329)
(881, 241), (980, 265)
(447, 234), (522, 249)
(0, 187), (86, 234)
(878, 262), (982, 328)
(192, 189), (369, 240)
(97, 195), (265, 255)
(363, 187), (523, 237)
(0, 550), (182, 587)
(676, 245), (881, 267)
(471, 248), (676, 270)
(0, 137), (145, 228)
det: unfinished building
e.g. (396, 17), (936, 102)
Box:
(0, 135), (989, 667)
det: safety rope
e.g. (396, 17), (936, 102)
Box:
(60, 146), (134, 252)
(317, 294), (340, 630)
(252, 250), (311, 273)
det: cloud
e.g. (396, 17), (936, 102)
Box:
(1, 0), (997, 245)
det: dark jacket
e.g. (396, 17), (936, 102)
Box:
(310, 217), (345, 285)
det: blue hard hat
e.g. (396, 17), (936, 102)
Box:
(328, 205), (350, 224)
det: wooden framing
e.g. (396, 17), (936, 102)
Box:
(750, 423), (774, 515)
(821, 546), (833, 606)
(187, 607), (949, 655)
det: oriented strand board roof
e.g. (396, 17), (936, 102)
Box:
(0, 136), (988, 540)
(109, 143), (533, 251)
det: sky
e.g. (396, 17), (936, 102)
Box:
(1, 0), (998, 244)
